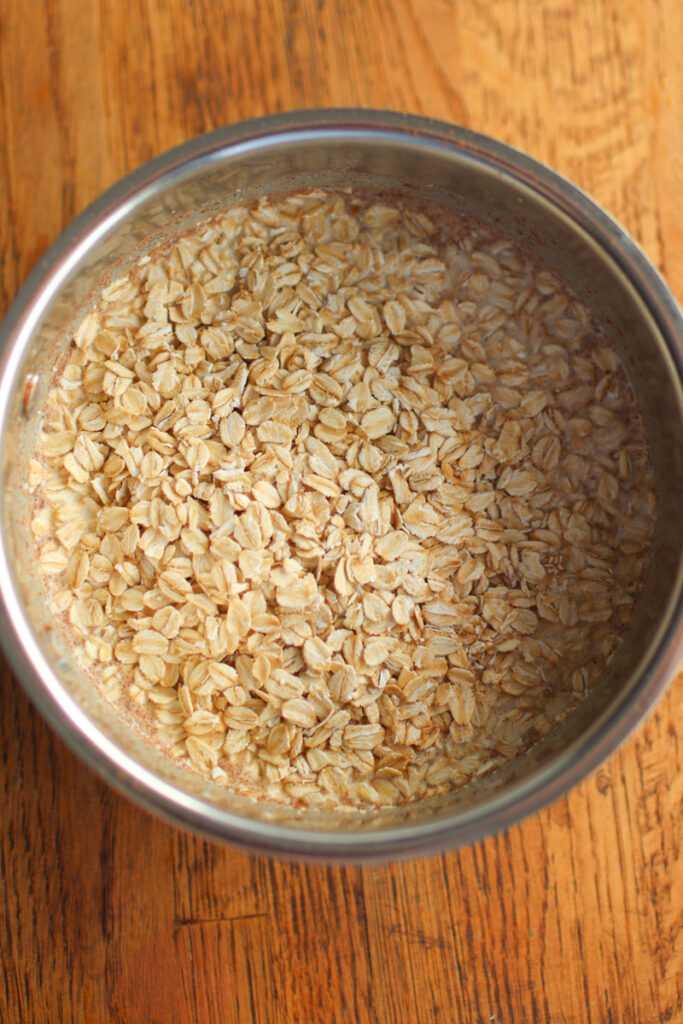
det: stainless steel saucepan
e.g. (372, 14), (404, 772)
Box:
(0, 110), (681, 859)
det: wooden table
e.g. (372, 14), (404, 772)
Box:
(1, 2), (682, 1020)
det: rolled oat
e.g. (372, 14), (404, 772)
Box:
(30, 190), (654, 808)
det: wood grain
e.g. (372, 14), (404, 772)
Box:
(1, 1), (682, 1021)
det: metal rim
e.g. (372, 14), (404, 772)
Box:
(0, 109), (681, 860)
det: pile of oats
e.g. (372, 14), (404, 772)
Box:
(30, 190), (654, 808)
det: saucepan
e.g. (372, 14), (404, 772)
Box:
(0, 110), (681, 859)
